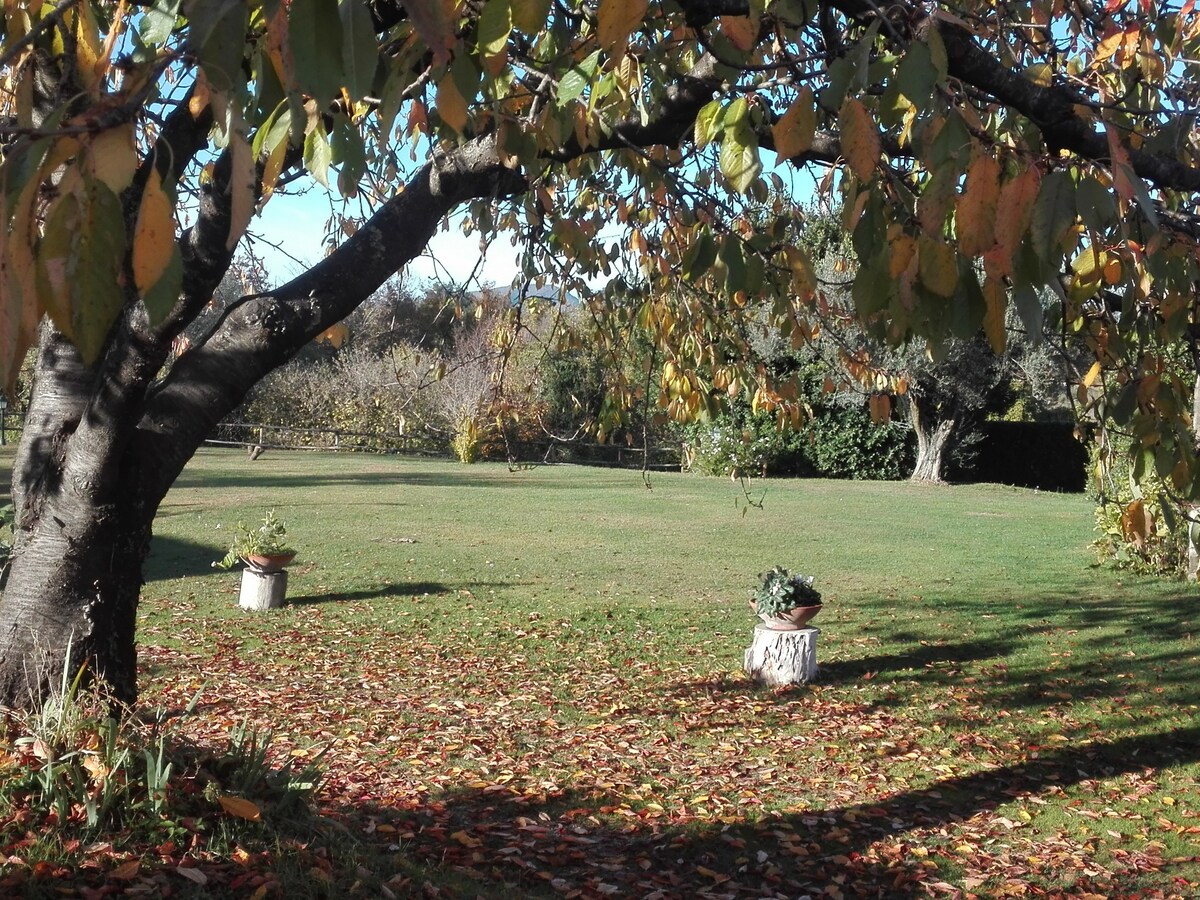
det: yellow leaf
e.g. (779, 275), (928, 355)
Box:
(451, 829), (482, 847)
(70, 1), (104, 92)
(993, 167), (1042, 273)
(437, 72), (469, 133)
(132, 170), (176, 298)
(983, 276), (1007, 354)
(917, 163), (957, 235)
(0, 174), (42, 390)
(956, 152), (1001, 256)
(1023, 62), (1052, 86)
(511, 0), (550, 33)
(772, 87), (815, 161)
(839, 97), (880, 181)
(1094, 29), (1123, 64)
(218, 795), (262, 821)
(889, 235), (916, 278)
(917, 235), (958, 297)
(597, 0), (647, 60)
(89, 125), (137, 193)
(315, 323), (348, 348)
(1082, 360), (1102, 388)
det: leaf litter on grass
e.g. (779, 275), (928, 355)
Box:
(124, 598), (1200, 900)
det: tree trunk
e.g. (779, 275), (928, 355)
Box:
(909, 395), (956, 483)
(1189, 373), (1200, 581)
(0, 330), (161, 708)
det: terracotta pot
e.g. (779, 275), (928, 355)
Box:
(244, 552), (296, 573)
(749, 599), (822, 631)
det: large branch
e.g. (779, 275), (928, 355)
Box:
(131, 136), (524, 506)
(831, 0), (1200, 193)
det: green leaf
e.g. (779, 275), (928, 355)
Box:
(37, 178), (128, 364)
(1031, 170), (1076, 262)
(142, 244), (184, 326)
(304, 122), (332, 187)
(894, 40), (936, 112)
(289, 0), (344, 101)
(477, 0), (513, 59)
(949, 262), (985, 339)
(1012, 282), (1044, 344)
(1076, 175), (1117, 232)
(723, 97), (749, 128)
(719, 124), (761, 194)
(693, 100), (723, 148)
(339, 0), (379, 99)
(184, 0), (247, 92)
(719, 236), (747, 295)
(331, 118), (366, 195)
(683, 228), (717, 281)
(140, 0), (181, 45)
(851, 252), (891, 317)
(252, 100), (293, 159)
(511, 0), (550, 33)
(556, 50), (600, 106)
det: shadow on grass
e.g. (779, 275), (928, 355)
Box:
(171, 468), (534, 493)
(343, 724), (1200, 898)
(287, 582), (451, 606)
(145, 534), (225, 581)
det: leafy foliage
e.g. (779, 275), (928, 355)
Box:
(214, 511), (294, 570)
(750, 565), (823, 616)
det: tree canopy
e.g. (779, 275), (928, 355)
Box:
(2, 1), (1198, 468)
(1, 0), (1200, 702)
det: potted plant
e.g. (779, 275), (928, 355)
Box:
(750, 566), (823, 630)
(214, 511), (296, 573)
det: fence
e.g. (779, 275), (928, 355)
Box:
(207, 421), (682, 470)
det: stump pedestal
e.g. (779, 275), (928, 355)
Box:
(239, 567), (288, 611)
(744, 624), (819, 685)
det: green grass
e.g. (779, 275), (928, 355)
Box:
(3, 446), (1199, 897)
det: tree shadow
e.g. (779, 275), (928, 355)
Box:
(287, 582), (451, 606)
(338, 723), (1200, 898)
(816, 635), (1018, 682)
(171, 468), (536, 493)
(144, 534), (226, 581)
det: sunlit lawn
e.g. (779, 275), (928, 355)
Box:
(4, 446), (1199, 897)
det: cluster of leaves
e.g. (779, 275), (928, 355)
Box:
(1090, 443), (1193, 579)
(0, 659), (325, 896)
(213, 510), (294, 570)
(2, 0), (1199, 503)
(751, 565), (823, 616)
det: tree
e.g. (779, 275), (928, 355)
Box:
(1, 0), (1198, 709)
(903, 337), (1008, 482)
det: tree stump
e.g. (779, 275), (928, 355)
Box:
(239, 568), (288, 611)
(744, 624), (819, 685)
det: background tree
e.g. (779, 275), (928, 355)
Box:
(1, 0), (1199, 709)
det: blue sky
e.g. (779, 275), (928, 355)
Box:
(250, 191), (525, 289)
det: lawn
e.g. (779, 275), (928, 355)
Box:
(4, 447), (1199, 898)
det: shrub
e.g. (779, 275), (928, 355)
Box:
(801, 408), (914, 481)
(1089, 443), (1191, 578)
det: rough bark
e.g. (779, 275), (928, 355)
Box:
(909, 395), (957, 484)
